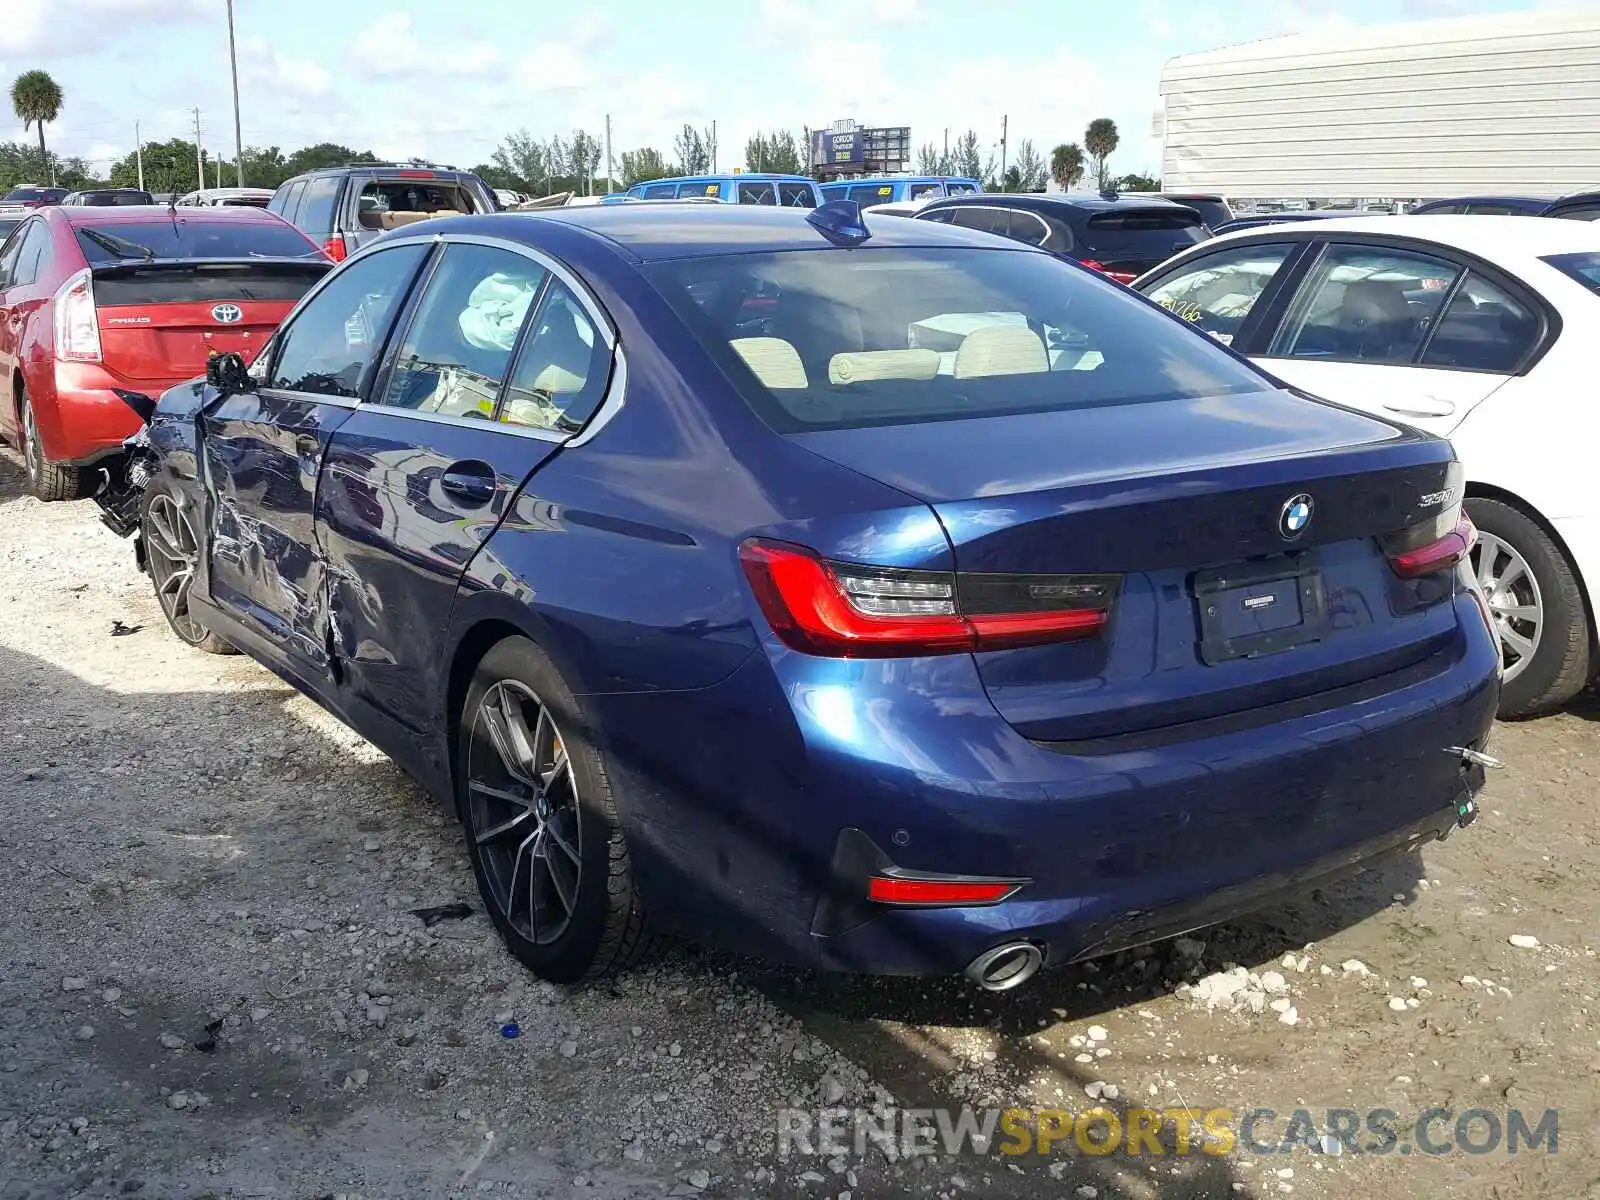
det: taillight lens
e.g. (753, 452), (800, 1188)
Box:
(53, 268), (102, 363)
(738, 539), (1118, 658)
(1080, 259), (1137, 284)
(1388, 511), (1477, 578)
(867, 876), (1022, 905)
(321, 236), (347, 262)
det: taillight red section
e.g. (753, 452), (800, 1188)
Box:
(1388, 512), (1477, 578)
(738, 539), (1117, 658)
(1080, 259), (1137, 284)
(867, 876), (1021, 905)
(321, 236), (347, 263)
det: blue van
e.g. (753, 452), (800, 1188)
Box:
(604, 173), (821, 207)
(819, 176), (984, 205)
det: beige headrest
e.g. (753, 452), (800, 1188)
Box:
(953, 325), (1049, 379)
(376, 209), (463, 229)
(827, 349), (941, 385)
(531, 363), (587, 394)
(730, 337), (808, 389)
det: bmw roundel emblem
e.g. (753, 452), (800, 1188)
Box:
(1279, 493), (1314, 540)
(211, 303), (243, 325)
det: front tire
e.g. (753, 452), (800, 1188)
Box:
(141, 485), (234, 654)
(1468, 498), (1589, 718)
(457, 637), (654, 983)
(20, 388), (96, 502)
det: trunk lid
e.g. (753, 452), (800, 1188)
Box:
(791, 388), (1464, 741)
(92, 259), (329, 385)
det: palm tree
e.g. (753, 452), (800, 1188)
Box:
(12, 70), (63, 182)
(1084, 118), (1120, 191)
(1050, 143), (1085, 192)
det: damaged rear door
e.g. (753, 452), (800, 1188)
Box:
(314, 238), (616, 736)
(200, 242), (431, 675)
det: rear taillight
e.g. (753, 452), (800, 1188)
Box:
(738, 539), (1118, 658)
(321, 236), (347, 262)
(1080, 259), (1137, 284)
(1388, 511), (1477, 578)
(53, 268), (102, 363)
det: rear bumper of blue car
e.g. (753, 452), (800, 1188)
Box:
(593, 593), (1499, 979)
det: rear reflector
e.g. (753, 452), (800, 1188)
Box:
(1389, 511), (1477, 578)
(321, 236), (347, 263)
(867, 876), (1022, 906)
(1080, 259), (1138, 284)
(739, 539), (1117, 658)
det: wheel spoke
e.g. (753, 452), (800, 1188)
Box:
(506, 827), (539, 932)
(1475, 536), (1499, 592)
(541, 745), (569, 792)
(1496, 558), (1529, 592)
(528, 831), (550, 939)
(480, 692), (536, 785)
(1500, 605), (1540, 622)
(545, 812), (581, 865)
(474, 805), (536, 846)
(543, 837), (577, 916)
(1501, 626), (1536, 659)
(159, 566), (190, 598)
(148, 506), (182, 560)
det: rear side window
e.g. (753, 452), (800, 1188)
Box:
(1269, 245), (1460, 365)
(646, 246), (1266, 432)
(738, 181), (777, 206)
(1142, 243), (1294, 345)
(777, 182), (817, 209)
(909, 183), (943, 200)
(642, 183), (676, 200)
(296, 177), (341, 236)
(1082, 209), (1208, 258)
(1419, 272), (1540, 373)
(75, 219), (318, 263)
(679, 182), (721, 198)
(500, 279), (612, 433)
(268, 243), (429, 397)
(276, 180), (307, 224)
(1543, 252), (1600, 294)
(946, 183), (980, 196)
(1551, 203), (1600, 222)
(848, 184), (893, 205)
(9, 220), (51, 287)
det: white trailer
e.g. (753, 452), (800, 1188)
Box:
(1158, 9), (1600, 203)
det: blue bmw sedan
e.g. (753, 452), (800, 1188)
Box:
(96, 202), (1500, 989)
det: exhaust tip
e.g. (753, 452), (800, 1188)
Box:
(965, 942), (1044, 991)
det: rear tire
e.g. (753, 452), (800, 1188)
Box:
(456, 636), (656, 983)
(20, 388), (96, 502)
(1468, 498), (1589, 718)
(141, 484), (235, 654)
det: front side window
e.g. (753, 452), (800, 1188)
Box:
(381, 244), (549, 417)
(738, 181), (777, 206)
(498, 279), (611, 433)
(646, 246), (1267, 432)
(1143, 243), (1295, 345)
(267, 243), (429, 397)
(1268, 244), (1461, 365)
(10, 220), (51, 288)
(1419, 272), (1540, 373)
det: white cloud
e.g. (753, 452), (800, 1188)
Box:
(869, 0), (922, 23)
(515, 44), (591, 91)
(350, 13), (499, 80)
(0, 0), (207, 56)
(240, 35), (332, 98)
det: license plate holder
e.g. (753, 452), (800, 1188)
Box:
(1195, 557), (1328, 665)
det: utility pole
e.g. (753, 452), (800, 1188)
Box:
(711, 120), (717, 173)
(943, 127), (949, 174)
(226, 0), (245, 187)
(1000, 114), (1008, 186)
(216, 157), (223, 188)
(604, 113), (613, 194)
(135, 121), (145, 193)
(193, 108), (205, 191)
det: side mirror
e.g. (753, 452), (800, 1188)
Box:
(206, 351), (256, 395)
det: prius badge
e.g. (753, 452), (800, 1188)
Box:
(1279, 493), (1314, 540)
(211, 303), (243, 325)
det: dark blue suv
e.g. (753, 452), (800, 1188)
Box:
(96, 204), (1498, 987)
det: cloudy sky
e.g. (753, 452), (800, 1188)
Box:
(0, 0), (1572, 179)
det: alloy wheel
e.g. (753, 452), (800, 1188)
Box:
(22, 399), (42, 486)
(466, 680), (583, 946)
(144, 494), (208, 644)
(1473, 530), (1543, 684)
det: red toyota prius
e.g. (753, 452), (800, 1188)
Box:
(0, 204), (331, 499)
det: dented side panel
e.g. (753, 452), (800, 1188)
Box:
(201, 389), (355, 676)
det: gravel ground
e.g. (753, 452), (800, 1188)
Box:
(1, 446), (1596, 1200)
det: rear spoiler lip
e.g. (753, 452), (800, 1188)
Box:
(88, 255), (334, 278)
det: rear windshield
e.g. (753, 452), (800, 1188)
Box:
(1543, 252), (1600, 293)
(93, 261), (329, 306)
(646, 246), (1266, 432)
(4, 187), (53, 202)
(75, 219), (319, 263)
(1082, 209), (1209, 256)
(79, 191), (154, 206)
(356, 179), (478, 230)
(1172, 198), (1231, 228)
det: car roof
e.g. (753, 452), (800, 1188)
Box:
(1419, 195), (1551, 206)
(646, 173), (816, 184)
(923, 191), (1194, 214)
(55, 204), (286, 227)
(1206, 213), (1600, 267)
(443, 204), (1035, 262)
(826, 176), (980, 185)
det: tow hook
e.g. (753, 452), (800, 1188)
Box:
(1446, 746), (1504, 771)
(1443, 745), (1501, 832)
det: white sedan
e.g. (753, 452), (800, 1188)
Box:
(1135, 216), (1600, 717)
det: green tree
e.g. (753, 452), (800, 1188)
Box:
(1113, 171), (1160, 193)
(1085, 117), (1120, 190)
(237, 145), (291, 189)
(471, 162), (521, 191)
(744, 130), (804, 175)
(1013, 139), (1046, 191)
(491, 129), (546, 193)
(1000, 165), (1023, 193)
(108, 138), (207, 195)
(285, 143), (379, 176)
(0, 142), (96, 193)
(953, 130), (981, 181)
(674, 124), (711, 175)
(1050, 143), (1085, 191)
(10, 70), (63, 183)
(619, 147), (670, 186)
(568, 129), (603, 194)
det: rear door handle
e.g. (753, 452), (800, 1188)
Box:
(440, 461), (496, 506)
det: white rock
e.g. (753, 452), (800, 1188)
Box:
(1084, 1081), (1105, 1100)
(1095, 1047), (1110, 1058)
(1067, 1034), (1087, 1048)
(1102, 1084), (1120, 1101)
(559, 1039), (578, 1058)
(1260, 971), (1288, 994)
(1074, 1053), (1094, 1064)
(1387, 997), (1408, 1012)
(1048, 1161), (1070, 1180)
(1508, 934), (1540, 949)
(73, 1025), (95, 1041)
(1246, 991), (1268, 1014)
(158, 1032), (185, 1050)
(1405, 997), (1420, 1009)
(1409, 977), (1427, 989)
(1277, 1007), (1299, 1027)
(1460, 975), (1480, 986)
(1077, 1188), (1099, 1199)
(1278, 1167), (1294, 1179)
(101, 988), (122, 1003)
(1191, 968), (1249, 1009)
(1319, 965), (1334, 976)
(61, 977), (88, 992)
(1269, 998), (1293, 1013)
(1086, 1025), (1108, 1042)
(669, 1041), (682, 1057)
(1341, 959), (1369, 976)
(687, 1168), (710, 1190)
(167, 1092), (189, 1110)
